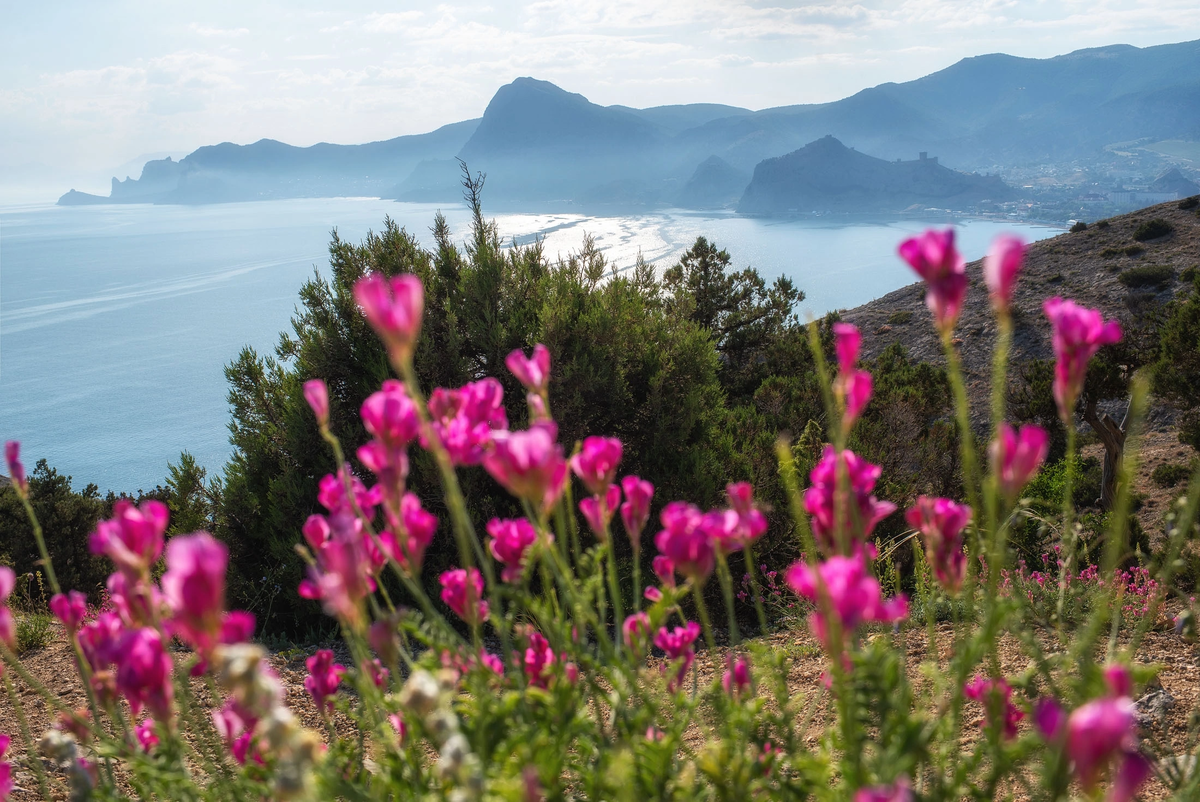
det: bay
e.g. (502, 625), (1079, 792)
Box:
(0, 198), (1059, 492)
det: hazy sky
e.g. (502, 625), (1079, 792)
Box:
(2, 0), (1198, 193)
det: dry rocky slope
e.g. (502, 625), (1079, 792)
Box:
(844, 200), (1200, 413)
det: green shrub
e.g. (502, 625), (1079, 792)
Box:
(1119, 264), (1175, 289)
(1133, 219), (1173, 242)
(1152, 463), (1194, 488)
(1100, 247), (1122, 258)
(1070, 221), (1088, 233)
(1181, 266), (1198, 285)
(1179, 196), (1199, 211)
(1046, 273), (1064, 284)
(886, 310), (912, 325)
(1095, 219), (1111, 229)
(1124, 245), (1145, 257)
(16, 612), (54, 654)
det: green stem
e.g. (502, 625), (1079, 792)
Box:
(690, 584), (716, 651)
(1055, 422), (1078, 638)
(742, 541), (770, 636)
(3, 672), (51, 800)
(715, 554), (740, 647)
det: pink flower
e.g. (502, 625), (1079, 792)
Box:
(161, 532), (228, 657)
(1066, 696), (1138, 791)
(220, 611), (255, 644)
(785, 552), (907, 652)
(854, 778), (912, 802)
(363, 658), (389, 689)
(654, 622), (700, 691)
(361, 379), (420, 448)
(1043, 297), (1122, 420)
(299, 512), (376, 626)
(1103, 663), (1132, 697)
(316, 466), (379, 519)
(352, 273), (424, 359)
(654, 502), (714, 581)
(652, 555), (677, 589)
(1034, 697), (1068, 742)
(3, 442), (26, 496)
(804, 447), (896, 555)
(963, 676), (1023, 739)
(579, 485), (620, 540)
(303, 379), (329, 427)
(488, 518), (539, 583)
(439, 568), (489, 625)
(898, 228), (968, 334)
(832, 323), (872, 428)
(506, 344), (552, 395)
(389, 713), (407, 741)
(619, 476), (654, 552)
(89, 499), (169, 579)
(905, 496), (971, 593)
(481, 652), (504, 676)
(78, 612), (123, 676)
(50, 591), (88, 634)
(0, 568), (15, 649)
(570, 436), (623, 497)
(426, 379), (508, 466)
(106, 571), (163, 629)
(524, 631), (556, 689)
(983, 234), (1026, 314)
(701, 482), (768, 554)
(989, 423), (1049, 500)
(623, 612), (651, 651)
(212, 700), (257, 765)
(114, 627), (174, 721)
(378, 493), (438, 573)
(304, 649), (345, 713)
(722, 655), (751, 695)
(483, 422), (567, 511)
(644, 586), (663, 602)
(135, 718), (158, 752)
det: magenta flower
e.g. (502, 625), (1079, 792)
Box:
(106, 571), (164, 629)
(487, 517), (539, 583)
(702, 482), (768, 554)
(652, 555), (677, 589)
(378, 493), (438, 574)
(1066, 696), (1138, 791)
(212, 700), (257, 765)
(316, 466), (379, 519)
(898, 228), (968, 334)
(579, 484), (620, 540)
(620, 475), (654, 553)
(989, 423), (1049, 500)
(1035, 697), (1067, 741)
(0, 568), (15, 649)
(804, 447), (896, 555)
(114, 627), (174, 721)
(1043, 297), (1122, 420)
(220, 611), (255, 645)
(50, 591), (88, 634)
(722, 654), (751, 695)
(1103, 663), (1133, 697)
(983, 234), (1026, 314)
(298, 511), (377, 627)
(623, 612), (651, 651)
(89, 499), (169, 579)
(832, 323), (873, 429)
(483, 422), (567, 511)
(135, 719), (158, 753)
(853, 778), (912, 802)
(3, 442), (27, 496)
(570, 436), (623, 497)
(905, 496), (971, 593)
(654, 502), (715, 581)
(352, 273), (424, 359)
(161, 532), (228, 657)
(303, 379), (329, 427)
(524, 631), (556, 689)
(963, 676), (1023, 739)
(439, 568), (489, 625)
(361, 379), (420, 448)
(785, 552), (907, 652)
(304, 649), (345, 713)
(654, 622), (700, 691)
(506, 344), (551, 396)
(426, 378), (508, 466)
(481, 651), (504, 676)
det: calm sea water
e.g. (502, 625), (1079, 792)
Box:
(0, 198), (1059, 492)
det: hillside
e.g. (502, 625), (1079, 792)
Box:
(735, 135), (1012, 215)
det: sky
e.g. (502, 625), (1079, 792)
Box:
(2, 0), (1199, 198)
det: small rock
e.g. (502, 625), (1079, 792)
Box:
(1135, 688), (1175, 729)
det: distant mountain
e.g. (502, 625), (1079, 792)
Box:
(736, 136), (1013, 215)
(676, 156), (750, 209)
(57, 39), (1200, 207)
(1151, 167), (1200, 197)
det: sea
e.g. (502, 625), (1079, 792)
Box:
(0, 197), (1059, 493)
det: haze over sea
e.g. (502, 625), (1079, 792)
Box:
(0, 198), (1057, 492)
